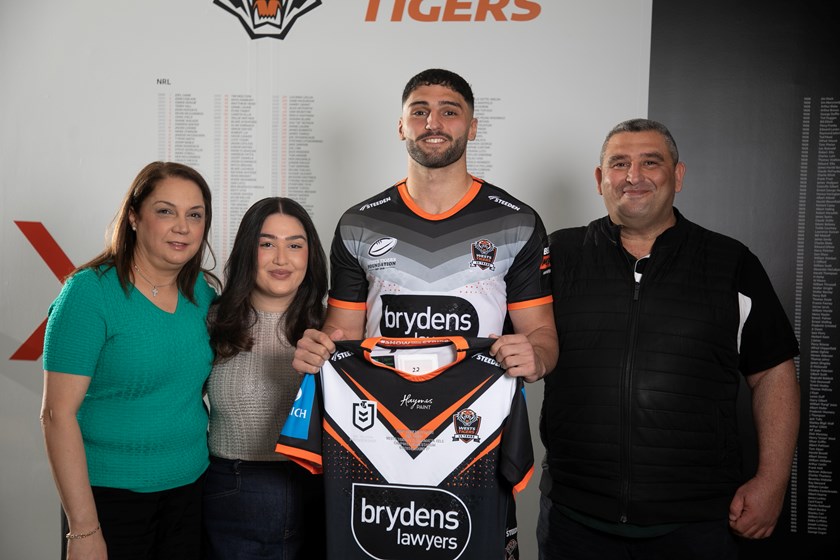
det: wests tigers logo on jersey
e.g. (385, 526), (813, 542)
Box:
(452, 408), (481, 443)
(469, 239), (497, 271)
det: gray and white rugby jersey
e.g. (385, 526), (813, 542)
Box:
(329, 178), (552, 339)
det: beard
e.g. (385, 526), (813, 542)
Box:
(405, 132), (468, 169)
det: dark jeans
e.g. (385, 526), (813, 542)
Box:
(537, 495), (740, 560)
(61, 474), (205, 560)
(201, 457), (323, 560)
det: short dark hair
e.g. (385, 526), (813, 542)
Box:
(402, 68), (474, 110)
(600, 118), (680, 165)
(209, 197), (327, 362)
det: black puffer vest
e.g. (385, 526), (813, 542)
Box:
(542, 210), (748, 525)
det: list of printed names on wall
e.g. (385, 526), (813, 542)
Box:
(469, 97), (504, 181)
(794, 95), (839, 536)
(158, 91), (320, 270)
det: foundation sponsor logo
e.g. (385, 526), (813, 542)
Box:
(365, 0), (541, 22)
(469, 239), (497, 271)
(352, 483), (471, 559)
(368, 258), (398, 272)
(452, 408), (481, 443)
(369, 237), (398, 257)
(353, 400), (378, 431)
(380, 294), (479, 337)
(214, 0), (321, 40)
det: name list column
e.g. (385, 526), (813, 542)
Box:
(273, 95), (320, 216)
(469, 97), (505, 180)
(214, 94), (262, 260)
(806, 96), (839, 536)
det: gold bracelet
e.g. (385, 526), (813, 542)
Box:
(65, 524), (101, 540)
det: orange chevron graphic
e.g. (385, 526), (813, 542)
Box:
(324, 418), (371, 471)
(458, 432), (501, 476)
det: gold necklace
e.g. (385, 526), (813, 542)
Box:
(133, 264), (174, 297)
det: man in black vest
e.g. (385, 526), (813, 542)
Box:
(538, 118), (800, 559)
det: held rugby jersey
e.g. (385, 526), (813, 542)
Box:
(328, 178), (552, 338)
(276, 337), (534, 560)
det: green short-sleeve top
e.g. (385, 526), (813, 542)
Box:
(43, 266), (216, 492)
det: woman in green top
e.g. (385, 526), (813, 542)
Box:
(41, 161), (219, 560)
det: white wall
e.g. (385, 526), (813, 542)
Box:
(0, 1), (652, 557)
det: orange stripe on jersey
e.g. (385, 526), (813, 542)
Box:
(513, 465), (534, 494)
(359, 337), (470, 381)
(328, 297), (366, 311)
(540, 253), (551, 271)
(454, 436), (532, 493)
(344, 369), (493, 451)
(457, 432), (502, 476)
(363, 336), (469, 352)
(507, 295), (553, 311)
(274, 444), (323, 474)
(324, 419), (371, 471)
(397, 178), (483, 221)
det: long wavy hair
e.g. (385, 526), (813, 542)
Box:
(74, 161), (219, 301)
(209, 197), (327, 363)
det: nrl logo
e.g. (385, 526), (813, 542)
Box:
(214, 0), (322, 40)
(353, 400), (377, 432)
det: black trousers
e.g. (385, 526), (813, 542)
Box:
(537, 495), (740, 560)
(62, 474), (205, 560)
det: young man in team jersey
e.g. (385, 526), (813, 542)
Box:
(292, 68), (557, 381)
(290, 68), (558, 559)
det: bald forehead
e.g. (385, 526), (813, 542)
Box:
(602, 131), (675, 166)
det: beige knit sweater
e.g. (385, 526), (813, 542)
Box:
(206, 310), (299, 461)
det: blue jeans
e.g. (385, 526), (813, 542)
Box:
(202, 457), (314, 560)
(537, 495), (740, 560)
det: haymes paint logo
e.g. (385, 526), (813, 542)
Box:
(215, 0), (321, 39)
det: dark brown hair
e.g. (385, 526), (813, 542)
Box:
(73, 161), (219, 302)
(209, 197), (327, 362)
(402, 68), (474, 110)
